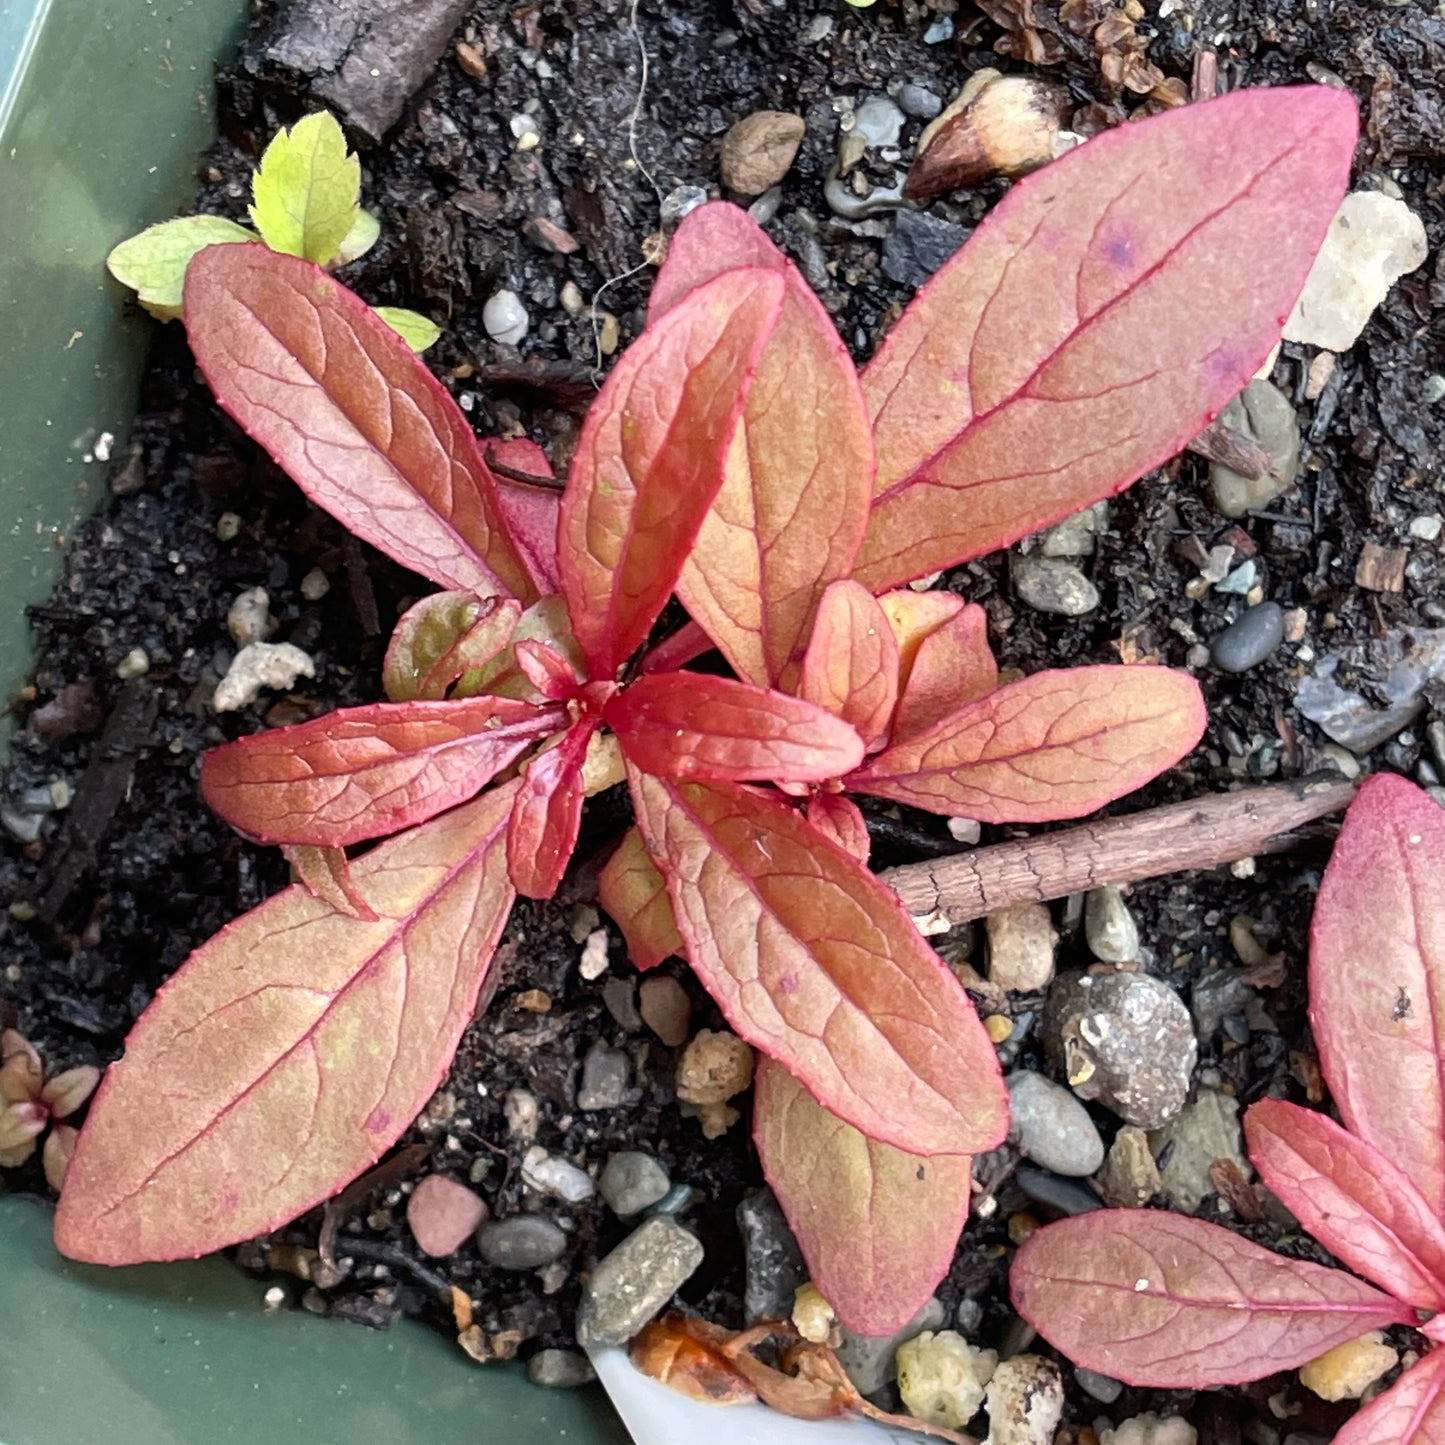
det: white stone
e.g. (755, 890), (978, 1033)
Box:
(1283, 191), (1428, 352)
(984, 1355), (1064, 1445)
(1101, 1413), (1198, 1445)
(227, 586), (273, 646)
(212, 642), (315, 712)
(897, 1330), (997, 1430)
(521, 1145), (594, 1203)
(483, 288), (530, 345)
(580, 927), (611, 980)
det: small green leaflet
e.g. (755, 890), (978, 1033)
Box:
(336, 207), (381, 265)
(248, 112), (361, 265)
(106, 216), (257, 321)
(374, 307), (443, 352)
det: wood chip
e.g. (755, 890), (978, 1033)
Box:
(1355, 540), (1408, 592)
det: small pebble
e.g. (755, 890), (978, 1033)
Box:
(1097, 1125), (1161, 1207)
(852, 95), (905, 148)
(115, 647), (150, 680)
(527, 1349), (596, 1388)
(986, 903), (1057, 992)
(406, 1175), (487, 1257)
(227, 586), (272, 646)
(579, 927), (610, 980)
(720, 110), (806, 195)
(1006, 1071), (1105, 1177)
(212, 642), (314, 712)
(659, 184), (708, 227)
(577, 1040), (631, 1110)
(599, 1151), (670, 1217)
(1013, 557), (1099, 616)
(521, 1146), (594, 1204)
(882, 209), (969, 289)
(898, 82), (943, 120)
(737, 1188), (807, 1323)
(1040, 501), (1107, 558)
(1014, 1164), (1103, 1216)
(215, 512), (242, 541)
(1423, 374), (1445, 405)
(984, 1355), (1064, 1445)
(836, 1296), (946, 1396)
(1210, 602), (1284, 673)
(1147, 1089), (1249, 1212)
(483, 289), (529, 345)
(1076, 1366), (1125, 1405)
(1208, 380), (1300, 518)
(639, 975), (691, 1046)
(792, 1282), (836, 1343)
(1410, 514), (1442, 542)
(923, 15), (954, 42)
(504, 1088), (538, 1141)
(1101, 1413), (1197, 1445)
(897, 1330), (997, 1429)
(476, 1216), (568, 1270)
(676, 1029), (754, 1106)
(299, 567), (330, 601)
(645, 1182), (695, 1217)
(1084, 886), (1139, 963)
(577, 1216), (705, 1348)
(1299, 1331), (1398, 1402)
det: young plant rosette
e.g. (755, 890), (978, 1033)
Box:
(55, 86), (1356, 1337)
(1012, 775), (1445, 1443)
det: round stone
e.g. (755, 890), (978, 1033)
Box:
(477, 1215), (568, 1270)
(1210, 602), (1285, 673)
(1006, 1071), (1104, 1176)
(1013, 557), (1099, 617)
(599, 1151), (671, 1217)
(482, 288), (529, 345)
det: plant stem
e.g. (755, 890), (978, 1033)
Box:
(879, 776), (1357, 924)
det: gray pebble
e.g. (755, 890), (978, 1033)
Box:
(1015, 1164), (1103, 1216)
(1041, 501), (1106, 558)
(1014, 557), (1099, 617)
(528, 1349), (596, 1388)
(599, 1151), (671, 1218)
(898, 82), (943, 119)
(852, 95), (905, 148)
(882, 209), (969, 289)
(477, 1216), (568, 1270)
(577, 1216), (705, 1348)
(1208, 380), (1300, 518)
(1210, 602), (1284, 673)
(1084, 886), (1139, 963)
(1148, 1089), (1250, 1212)
(1006, 1071), (1104, 1176)
(836, 1296), (946, 1396)
(521, 1146), (594, 1203)
(1190, 968), (1251, 1040)
(577, 1040), (631, 1110)
(1075, 1366), (1124, 1405)
(601, 976), (642, 1031)
(923, 15), (954, 42)
(737, 1188), (807, 1323)
(660, 185), (708, 226)
(1045, 971), (1197, 1130)
(1097, 1125), (1161, 1207)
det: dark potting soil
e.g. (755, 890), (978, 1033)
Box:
(3, 0), (1444, 1436)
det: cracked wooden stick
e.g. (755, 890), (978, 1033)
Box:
(880, 776), (1357, 925)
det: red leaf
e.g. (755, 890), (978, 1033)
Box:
(606, 673), (865, 784)
(849, 665), (1204, 822)
(1010, 1211), (1414, 1389)
(514, 639), (583, 701)
(282, 844), (379, 922)
(1245, 1098), (1445, 1311)
(484, 437), (562, 596)
(891, 601), (997, 743)
(753, 1058), (974, 1334)
(54, 782), (520, 1263)
(597, 825), (684, 970)
(1331, 1351), (1445, 1445)
(854, 87), (1358, 591)
(452, 596), (586, 705)
(1310, 774), (1445, 1217)
(557, 267), (785, 679)
(652, 206), (874, 692)
(798, 582), (900, 751)
(627, 770), (1007, 1156)
(202, 696), (562, 847)
(640, 620), (715, 676)
(805, 794), (871, 864)
(506, 718), (595, 899)
(184, 244), (534, 600)
(383, 592), (521, 702)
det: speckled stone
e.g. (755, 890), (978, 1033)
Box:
(576, 1216), (704, 1347)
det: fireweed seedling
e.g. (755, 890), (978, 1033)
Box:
(56, 87), (1355, 1338)
(1012, 775), (1445, 1444)
(106, 110), (440, 350)
(0, 1030), (99, 1192)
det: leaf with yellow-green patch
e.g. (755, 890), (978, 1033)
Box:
(337, 207), (380, 265)
(106, 215), (258, 321)
(374, 307), (442, 352)
(248, 111), (361, 265)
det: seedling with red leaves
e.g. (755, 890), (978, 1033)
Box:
(56, 88), (1355, 1339)
(1013, 775), (1445, 1444)
(0, 1030), (99, 1192)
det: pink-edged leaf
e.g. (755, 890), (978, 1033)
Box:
(184, 244), (534, 600)
(597, 825), (684, 970)
(854, 87), (1358, 591)
(506, 718), (595, 900)
(282, 843), (380, 922)
(39, 1066), (101, 1121)
(557, 267), (785, 680)
(452, 596), (585, 705)
(201, 695), (563, 847)
(797, 581), (900, 751)
(753, 1057), (974, 1334)
(1311, 773), (1445, 1218)
(514, 639), (583, 701)
(383, 592), (521, 702)
(641, 620), (715, 676)
(891, 602), (997, 743)
(806, 793), (871, 864)
(651, 205), (874, 692)
(1246, 1098), (1445, 1311)
(849, 665), (1205, 822)
(1010, 1211), (1414, 1390)
(1332, 1352), (1445, 1445)
(878, 589), (966, 670)
(606, 673), (865, 784)
(43, 1123), (78, 1193)
(627, 769), (1007, 1156)
(484, 437), (562, 596)
(54, 781), (521, 1263)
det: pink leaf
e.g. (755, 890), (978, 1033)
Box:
(606, 673), (865, 784)
(201, 696), (563, 847)
(797, 581), (900, 751)
(1331, 1351), (1445, 1445)
(484, 437), (562, 595)
(506, 718), (595, 900)
(805, 794), (871, 864)
(854, 87), (1358, 591)
(557, 267), (784, 679)
(1245, 1098), (1445, 1311)
(849, 665), (1205, 822)
(597, 825), (684, 970)
(282, 844), (379, 922)
(382, 592), (521, 702)
(891, 601), (997, 742)
(753, 1057), (974, 1334)
(627, 769), (1007, 1156)
(1310, 773), (1445, 1217)
(653, 205), (874, 692)
(514, 639), (584, 701)
(1011, 1211), (1414, 1389)
(184, 244), (534, 600)
(54, 782), (520, 1263)
(640, 620), (715, 676)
